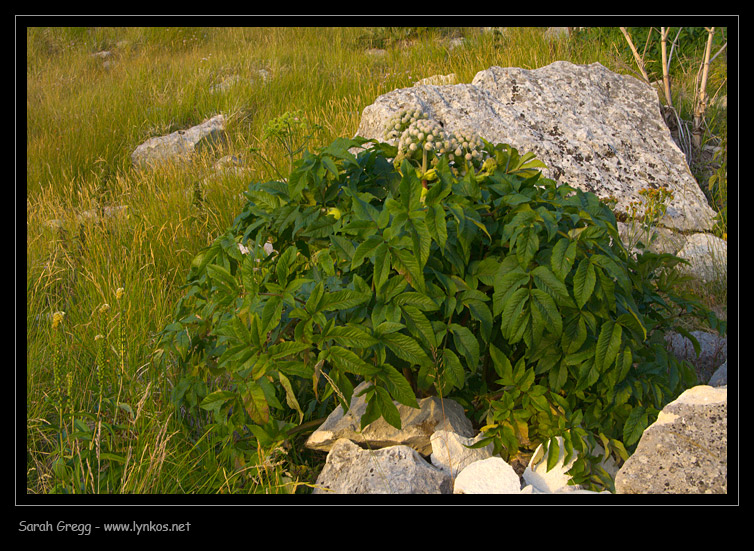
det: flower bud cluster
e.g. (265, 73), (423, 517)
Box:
(387, 108), (490, 175)
(447, 129), (485, 165)
(396, 118), (446, 160)
(384, 108), (429, 141)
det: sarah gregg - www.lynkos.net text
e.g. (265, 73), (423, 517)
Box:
(19, 520), (191, 536)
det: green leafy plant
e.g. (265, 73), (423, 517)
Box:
(160, 109), (717, 492)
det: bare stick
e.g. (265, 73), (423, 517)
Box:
(692, 27), (716, 152)
(619, 27), (651, 84)
(660, 27), (673, 108)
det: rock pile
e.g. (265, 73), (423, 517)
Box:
(306, 378), (728, 494)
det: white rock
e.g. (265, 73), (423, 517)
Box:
(430, 430), (493, 477)
(453, 457), (521, 494)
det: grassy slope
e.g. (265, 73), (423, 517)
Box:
(25, 26), (727, 494)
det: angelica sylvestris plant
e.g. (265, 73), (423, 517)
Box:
(160, 108), (717, 492)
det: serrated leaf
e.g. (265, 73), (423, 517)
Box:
(428, 204), (448, 249)
(401, 304), (438, 349)
(261, 295), (283, 335)
(573, 257), (596, 309)
(441, 348), (466, 393)
(493, 263), (529, 316)
(326, 325), (379, 348)
(623, 406), (648, 447)
(206, 263), (237, 294)
(275, 246), (298, 284)
(319, 289), (372, 312)
(515, 226), (539, 267)
(351, 235), (383, 270)
(305, 281), (325, 314)
(500, 287), (529, 339)
(407, 216), (432, 268)
(375, 386), (402, 430)
(449, 323), (480, 373)
(551, 238), (578, 281)
(380, 332), (431, 366)
(380, 364), (419, 409)
(267, 340), (311, 360)
(243, 382), (269, 425)
(546, 436), (561, 473)
(391, 292), (439, 311)
(489, 344), (513, 383)
(531, 265), (574, 308)
(328, 346), (380, 376)
(530, 288), (563, 339)
(200, 390), (235, 414)
(595, 320), (622, 372)
(278, 371), (304, 424)
(373, 242), (392, 292)
(392, 247), (425, 293)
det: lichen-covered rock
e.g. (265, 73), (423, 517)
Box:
(355, 61), (715, 233)
(312, 438), (452, 494)
(615, 385), (727, 494)
(131, 114), (226, 169)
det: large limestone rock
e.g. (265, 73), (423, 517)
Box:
(131, 114), (226, 169)
(356, 61), (716, 233)
(312, 438), (452, 494)
(305, 381), (474, 456)
(615, 385), (727, 494)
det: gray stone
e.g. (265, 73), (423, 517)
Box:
(131, 114), (226, 169)
(615, 385), (727, 494)
(305, 381), (474, 456)
(708, 361), (727, 387)
(355, 61), (716, 233)
(312, 438), (452, 494)
(666, 330), (727, 384)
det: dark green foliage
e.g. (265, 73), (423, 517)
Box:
(159, 133), (715, 492)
